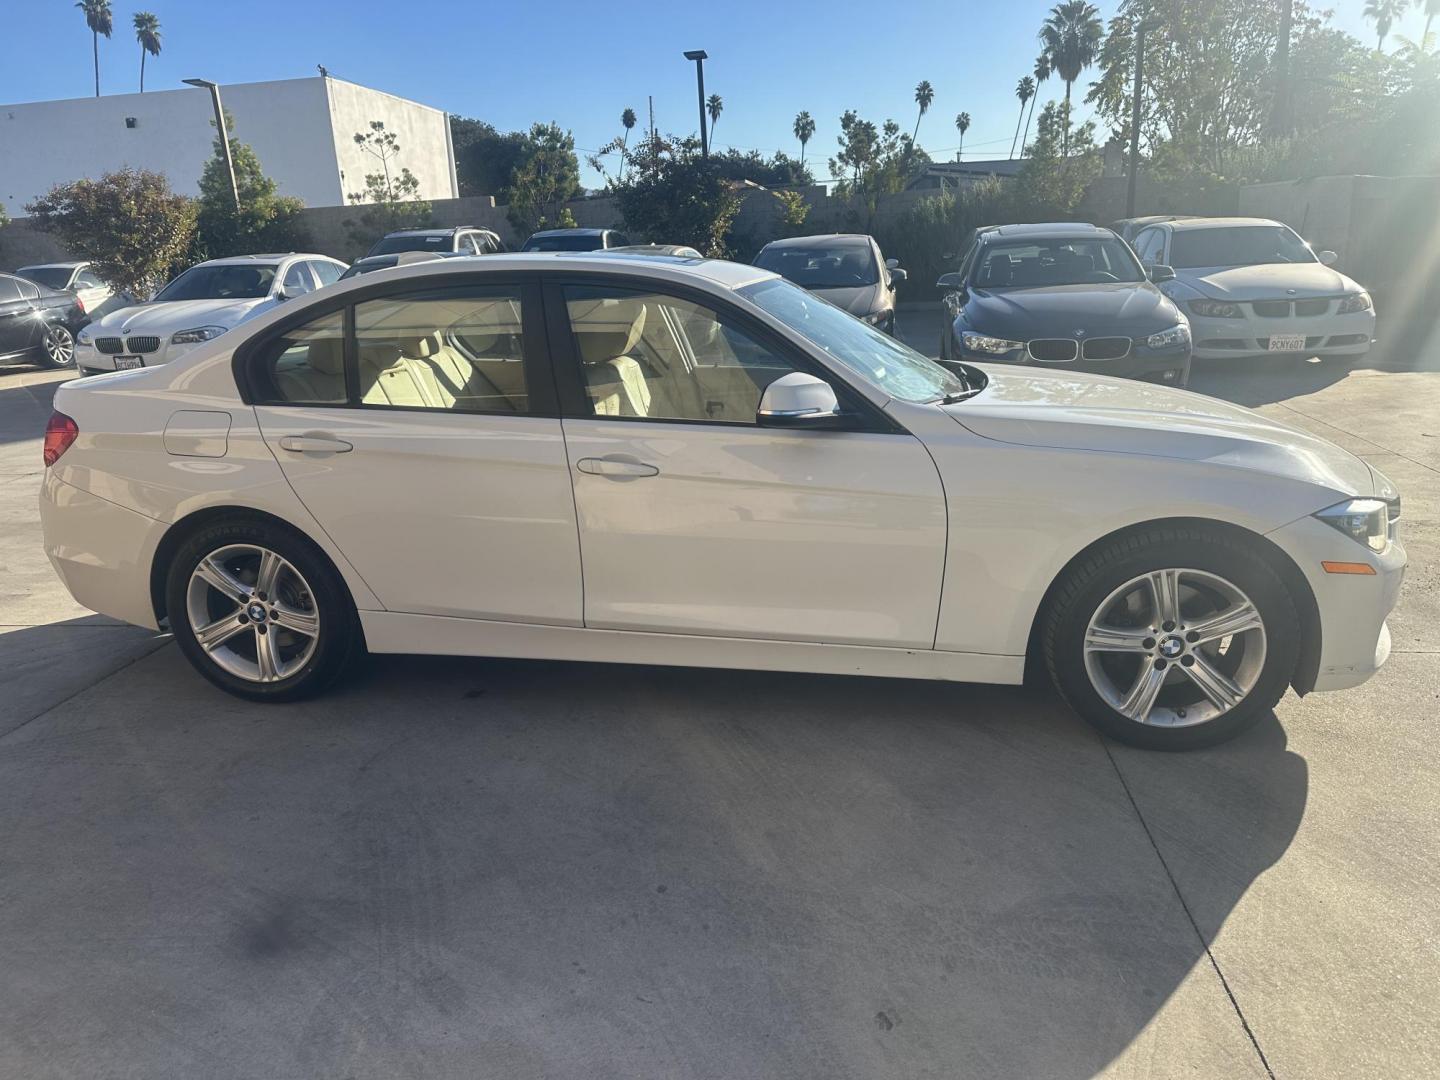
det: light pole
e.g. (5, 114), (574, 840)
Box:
(683, 49), (709, 158)
(184, 77), (240, 213)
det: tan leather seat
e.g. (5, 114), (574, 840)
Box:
(274, 336), (345, 402)
(571, 297), (651, 416)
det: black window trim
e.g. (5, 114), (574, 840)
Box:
(232, 270), (559, 418)
(541, 270), (904, 435)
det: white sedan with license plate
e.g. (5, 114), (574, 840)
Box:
(40, 254), (1405, 751)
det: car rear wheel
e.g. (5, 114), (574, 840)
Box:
(1042, 527), (1299, 750)
(165, 516), (361, 702)
(40, 325), (75, 368)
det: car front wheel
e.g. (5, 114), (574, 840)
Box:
(165, 516), (361, 702)
(1042, 527), (1300, 750)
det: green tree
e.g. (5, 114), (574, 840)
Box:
(955, 112), (971, 159)
(133, 11), (160, 92)
(345, 121), (432, 251)
(710, 149), (813, 187)
(612, 134), (743, 256)
(913, 80), (935, 142)
(505, 122), (582, 237)
(621, 107), (638, 177)
(197, 117), (310, 258)
(1365, 0), (1410, 50)
(450, 117), (530, 197)
(76, 0), (113, 98)
(27, 169), (196, 296)
(1039, 0), (1104, 156)
(706, 94), (723, 138)
(1014, 101), (1100, 213)
(793, 110), (816, 166)
(1011, 77), (1035, 158)
(1424, 0), (1439, 42)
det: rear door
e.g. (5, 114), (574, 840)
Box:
(0, 276), (43, 356)
(246, 276), (582, 624)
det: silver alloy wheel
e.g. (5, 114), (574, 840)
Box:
(44, 325), (75, 366)
(185, 544), (320, 683)
(1083, 568), (1267, 728)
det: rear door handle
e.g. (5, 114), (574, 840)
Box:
(278, 434), (353, 454)
(576, 456), (659, 478)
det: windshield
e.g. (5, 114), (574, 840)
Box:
(522, 234), (605, 252)
(155, 263), (276, 301)
(972, 238), (1145, 287)
(369, 235), (451, 255)
(740, 278), (967, 404)
(17, 268), (72, 290)
(755, 243), (879, 288)
(1167, 225), (1316, 268)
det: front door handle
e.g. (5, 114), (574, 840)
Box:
(576, 456), (659, 478)
(278, 433), (353, 454)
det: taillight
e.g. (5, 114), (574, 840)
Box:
(75, 297), (87, 314)
(43, 411), (78, 467)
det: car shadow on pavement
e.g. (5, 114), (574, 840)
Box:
(0, 648), (1307, 1079)
(0, 369), (70, 447)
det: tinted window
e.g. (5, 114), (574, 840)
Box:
(0, 276), (23, 303)
(369, 234), (451, 255)
(354, 288), (528, 412)
(564, 285), (799, 423)
(252, 310), (347, 405)
(1167, 225), (1315, 269)
(310, 261), (344, 286)
(156, 263), (277, 301)
(973, 238), (1144, 287)
(18, 267), (72, 290)
(755, 243), (879, 287)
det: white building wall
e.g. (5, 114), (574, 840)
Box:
(0, 76), (455, 219)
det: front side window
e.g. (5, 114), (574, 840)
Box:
(283, 263), (314, 297)
(1167, 225), (1315, 269)
(75, 270), (105, 289)
(564, 285), (798, 422)
(1133, 229), (1163, 264)
(251, 310), (347, 405)
(156, 263), (277, 301)
(972, 238), (1145, 287)
(354, 288), (528, 412)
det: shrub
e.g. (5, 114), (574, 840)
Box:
(197, 118), (310, 258)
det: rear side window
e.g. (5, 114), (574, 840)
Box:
(251, 311), (347, 405)
(0, 277), (22, 303)
(310, 261), (343, 287)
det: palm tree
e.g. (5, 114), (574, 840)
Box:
(1365, 0), (1410, 51)
(793, 110), (816, 167)
(706, 93), (723, 141)
(76, 0), (113, 98)
(620, 107), (637, 176)
(954, 112), (971, 161)
(1021, 54), (1050, 159)
(133, 12), (161, 93)
(1010, 76), (1035, 159)
(1424, 0), (1439, 43)
(912, 79), (935, 143)
(1038, 0), (1104, 157)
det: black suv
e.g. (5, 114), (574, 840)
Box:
(366, 227), (506, 258)
(0, 271), (88, 369)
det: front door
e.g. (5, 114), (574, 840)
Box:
(550, 281), (948, 648)
(250, 279), (582, 625)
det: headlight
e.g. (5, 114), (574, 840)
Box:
(962, 332), (1023, 355)
(171, 325), (228, 345)
(76, 328), (92, 344)
(1146, 323), (1191, 349)
(1337, 292), (1372, 314)
(1188, 299), (1242, 318)
(1314, 498), (1390, 553)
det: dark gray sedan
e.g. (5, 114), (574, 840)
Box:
(754, 234), (906, 334)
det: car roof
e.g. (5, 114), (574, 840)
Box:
(193, 253), (336, 266)
(17, 261), (87, 271)
(761, 233), (873, 249)
(527, 228), (609, 238)
(1164, 216), (1284, 231)
(310, 252), (773, 293)
(982, 222), (1113, 239)
(382, 226), (487, 237)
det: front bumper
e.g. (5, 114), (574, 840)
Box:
(944, 330), (1191, 385)
(74, 338), (198, 376)
(1266, 513), (1406, 693)
(1189, 307), (1376, 360)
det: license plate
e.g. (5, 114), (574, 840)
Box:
(114, 356), (143, 370)
(1268, 335), (1306, 352)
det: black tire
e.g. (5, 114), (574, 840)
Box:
(39, 324), (76, 368)
(1042, 526), (1300, 750)
(165, 515), (362, 702)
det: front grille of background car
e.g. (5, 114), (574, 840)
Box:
(1027, 339), (1079, 362)
(94, 337), (123, 354)
(1295, 299), (1330, 316)
(125, 336), (161, 354)
(1080, 337), (1131, 360)
(1252, 300), (1291, 317)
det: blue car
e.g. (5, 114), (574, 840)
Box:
(937, 223), (1192, 387)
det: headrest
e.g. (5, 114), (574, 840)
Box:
(307, 337), (344, 376)
(570, 298), (647, 364)
(397, 333), (438, 358)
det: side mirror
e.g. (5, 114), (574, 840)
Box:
(275, 287), (295, 302)
(756, 372), (843, 427)
(936, 272), (966, 291)
(885, 258), (900, 270)
(1148, 264), (1176, 283)
(1317, 250), (1338, 266)
(889, 268), (907, 286)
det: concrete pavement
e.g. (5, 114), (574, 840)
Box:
(1, 320), (1436, 1078)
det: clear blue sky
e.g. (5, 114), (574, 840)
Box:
(1, 0), (1406, 191)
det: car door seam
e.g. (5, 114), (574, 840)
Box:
(914, 432), (951, 651)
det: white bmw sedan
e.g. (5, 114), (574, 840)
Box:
(74, 254), (347, 376)
(1132, 217), (1376, 362)
(40, 254), (1405, 749)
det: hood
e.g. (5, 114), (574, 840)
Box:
(87, 296), (267, 335)
(1177, 262), (1357, 301)
(964, 282), (1180, 335)
(811, 283), (885, 318)
(948, 366), (1375, 496)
